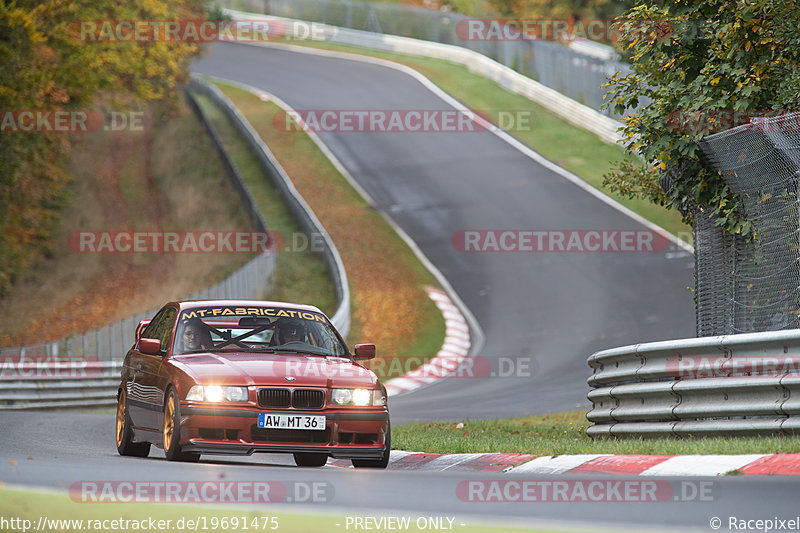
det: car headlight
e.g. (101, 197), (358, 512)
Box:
(332, 388), (385, 406)
(186, 385), (248, 402)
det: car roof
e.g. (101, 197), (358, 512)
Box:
(166, 300), (326, 316)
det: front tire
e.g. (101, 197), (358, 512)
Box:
(293, 452), (328, 467)
(163, 388), (200, 462)
(116, 388), (151, 457)
(352, 422), (390, 469)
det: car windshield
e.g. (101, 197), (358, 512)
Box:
(174, 305), (349, 357)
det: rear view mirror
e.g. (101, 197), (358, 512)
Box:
(239, 316), (272, 327)
(139, 338), (162, 355)
(354, 343), (376, 360)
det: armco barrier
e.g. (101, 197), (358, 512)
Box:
(0, 362), (123, 410)
(219, 7), (624, 145)
(586, 329), (800, 437)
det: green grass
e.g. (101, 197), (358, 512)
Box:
(394, 411), (800, 455)
(0, 487), (608, 533)
(191, 91), (339, 317)
(269, 39), (692, 243)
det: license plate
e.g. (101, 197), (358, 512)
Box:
(258, 413), (326, 431)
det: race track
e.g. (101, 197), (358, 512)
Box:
(191, 42), (695, 425)
(2, 412), (798, 531)
(3, 40), (777, 533)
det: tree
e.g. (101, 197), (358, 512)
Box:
(603, 0), (800, 234)
(0, 0), (206, 295)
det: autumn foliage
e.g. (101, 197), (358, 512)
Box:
(0, 0), (207, 295)
(603, 0), (800, 234)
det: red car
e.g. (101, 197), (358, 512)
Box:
(115, 300), (390, 468)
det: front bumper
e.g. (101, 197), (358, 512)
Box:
(179, 404), (389, 459)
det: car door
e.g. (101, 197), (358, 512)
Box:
(127, 306), (176, 430)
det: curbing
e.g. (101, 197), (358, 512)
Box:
(383, 288), (472, 397)
(330, 451), (800, 475)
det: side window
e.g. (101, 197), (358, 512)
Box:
(157, 308), (177, 351)
(141, 308), (167, 341)
(140, 307), (177, 352)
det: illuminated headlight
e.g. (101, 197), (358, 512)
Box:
(186, 385), (248, 402)
(332, 388), (384, 406)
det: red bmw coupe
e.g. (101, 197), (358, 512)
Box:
(115, 300), (390, 468)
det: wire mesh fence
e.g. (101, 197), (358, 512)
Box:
(217, 0), (636, 120)
(698, 112), (800, 335)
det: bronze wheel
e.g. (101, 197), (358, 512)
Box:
(163, 388), (200, 462)
(163, 392), (175, 451)
(115, 390), (126, 448)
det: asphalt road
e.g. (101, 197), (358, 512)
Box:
(191, 42), (696, 426)
(2, 412), (798, 532)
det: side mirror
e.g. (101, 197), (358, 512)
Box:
(135, 319), (151, 341)
(353, 343), (376, 360)
(139, 338), (163, 356)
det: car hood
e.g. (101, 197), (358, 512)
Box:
(168, 351), (379, 389)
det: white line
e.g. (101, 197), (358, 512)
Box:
(640, 454), (767, 476)
(508, 454), (611, 475)
(421, 453), (486, 471)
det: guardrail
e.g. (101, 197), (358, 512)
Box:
(586, 329), (800, 437)
(218, 7), (624, 145)
(0, 362), (122, 410)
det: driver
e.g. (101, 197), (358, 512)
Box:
(276, 319), (307, 344)
(181, 318), (213, 352)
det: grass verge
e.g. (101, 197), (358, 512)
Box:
(394, 411), (800, 455)
(0, 487), (585, 533)
(267, 39), (692, 242)
(196, 81), (446, 371)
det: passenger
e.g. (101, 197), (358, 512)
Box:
(181, 318), (213, 352)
